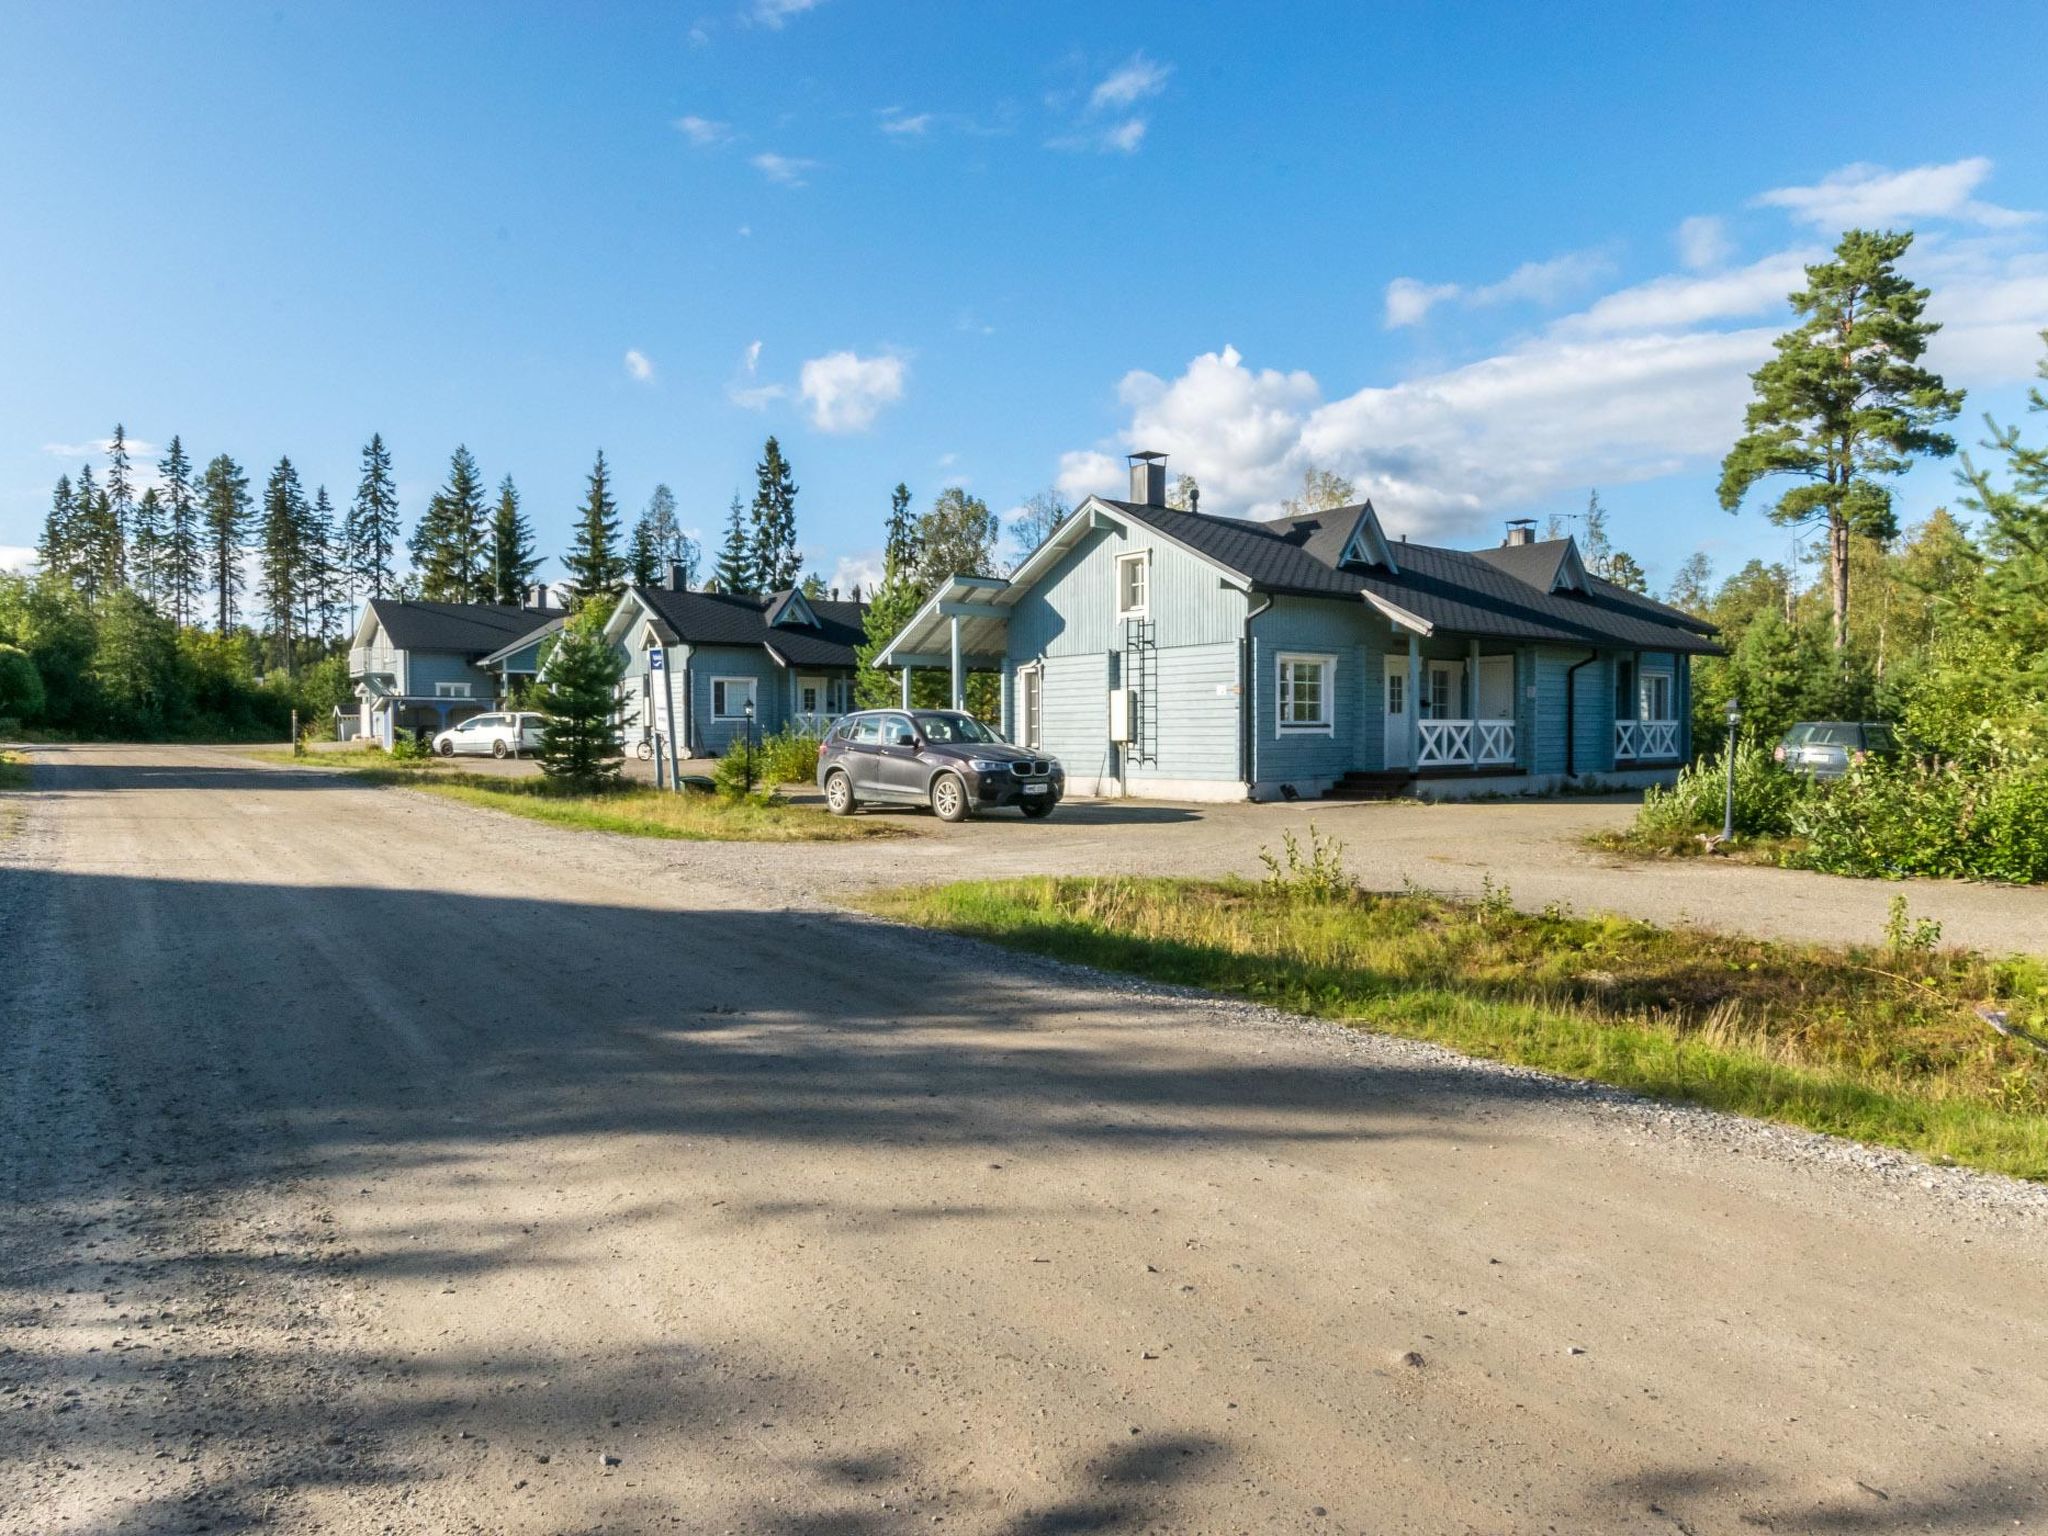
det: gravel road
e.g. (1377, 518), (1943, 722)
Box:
(3, 742), (2046, 1534)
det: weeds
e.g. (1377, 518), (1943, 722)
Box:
(1884, 893), (1943, 960)
(1257, 823), (1352, 901)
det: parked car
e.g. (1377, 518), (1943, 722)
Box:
(433, 711), (547, 759)
(817, 708), (1064, 822)
(1774, 721), (1899, 780)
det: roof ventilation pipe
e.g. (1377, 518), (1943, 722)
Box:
(1127, 450), (1168, 508)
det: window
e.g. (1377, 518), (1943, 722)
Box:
(800, 682), (821, 713)
(851, 716), (884, 745)
(1276, 653), (1334, 733)
(1116, 551), (1149, 617)
(711, 678), (756, 719)
(434, 681), (473, 698)
(1018, 666), (1043, 750)
(1385, 672), (1405, 716)
(1423, 665), (1454, 720)
(881, 713), (917, 747)
(1643, 670), (1673, 721)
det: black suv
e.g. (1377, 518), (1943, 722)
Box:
(817, 709), (1064, 822)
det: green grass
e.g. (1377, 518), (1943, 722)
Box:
(860, 874), (2048, 1181)
(244, 747), (892, 842)
(0, 750), (26, 790)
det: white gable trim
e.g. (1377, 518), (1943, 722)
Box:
(1338, 502), (1399, 574)
(1553, 538), (1591, 594)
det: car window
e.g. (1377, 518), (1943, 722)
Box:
(851, 716), (883, 745)
(915, 713), (1001, 745)
(882, 713), (917, 745)
(1863, 724), (1898, 751)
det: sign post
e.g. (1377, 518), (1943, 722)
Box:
(650, 645), (683, 793)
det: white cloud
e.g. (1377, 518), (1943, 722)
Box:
(1100, 118), (1146, 154)
(1554, 249), (1817, 337)
(1676, 214), (1733, 270)
(880, 111), (931, 137)
(799, 350), (906, 433)
(727, 339), (788, 409)
(1055, 450), (1125, 503)
(624, 349), (656, 383)
(1757, 156), (2035, 230)
(0, 544), (37, 574)
(674, 115), (733, 147)
(751, 0), (822, 28)
(1090, 53), (1171, 110)
(44, 436), (160, 460)
(1383, 250), (1609, 328)
(826, 551), (885, 599)
(1384, 278), (1460, 329)
(751, 151), (817, 187)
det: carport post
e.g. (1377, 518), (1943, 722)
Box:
(900, 666), (912, 709)
(949, 614), (964, 711)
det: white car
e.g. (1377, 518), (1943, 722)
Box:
(432, 711), (546, 759)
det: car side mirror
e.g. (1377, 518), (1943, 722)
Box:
(894, 731), (916, 747)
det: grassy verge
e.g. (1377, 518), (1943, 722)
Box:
(860, 872), (2048, 1181)
(243, 748), (891, 842)
(1590, 825), (1802, 865)
(0, 750), (26, 790)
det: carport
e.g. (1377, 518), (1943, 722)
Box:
(873, 574), (1010, 714)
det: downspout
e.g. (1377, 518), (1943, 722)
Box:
(1564, 649), (1599, 778)
(1239, 591), (1274, 794)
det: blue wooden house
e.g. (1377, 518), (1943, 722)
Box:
(878, 452), (1719, 801)
(602, 573), (865, 755)
(348, 592), (566, 745)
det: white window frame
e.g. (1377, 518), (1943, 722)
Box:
(711, 677), (756, 721)
(434, 681), (474, 698)
(1115, 551), (1150, 618)
(1275, 652), (1336, 737)
(1017, 663), (1043, 751)
(1643, 669), (1675, 722)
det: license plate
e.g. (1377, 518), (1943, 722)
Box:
(1023, 783), (1048, 795)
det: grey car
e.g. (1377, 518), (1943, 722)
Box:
(1773, 721), (1899, 780)
(817, 709), (1064, 822)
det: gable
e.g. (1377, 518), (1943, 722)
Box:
(764, 587), (820, 629)
(1337, 504), (1398, 574)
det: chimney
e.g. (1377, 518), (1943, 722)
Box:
(667, 560), (688, 591)
(525, 581), (549, 609)
(1127, 450), (1168, 508)
(1504, 518), (1537, 547)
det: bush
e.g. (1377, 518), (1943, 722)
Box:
(388, 733), (435, 762)
(1793, 755), (2048, 883)
(1634, 738), (1803, 840)
(0, 643), (45, 724)
(755, 728), (823, 787)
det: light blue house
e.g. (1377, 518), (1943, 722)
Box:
(603, 573), (865, 756)
(348, 591), (565, 745)
(878, 452), (1719, 801)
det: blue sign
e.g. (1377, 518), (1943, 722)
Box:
(648, 647), (665, 671)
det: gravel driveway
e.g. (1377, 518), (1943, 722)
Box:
(4, 743), (2045, 1534)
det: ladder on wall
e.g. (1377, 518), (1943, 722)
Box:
(1122, 616), (1159, 767)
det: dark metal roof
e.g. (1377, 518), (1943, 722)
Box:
(632, 587), (868, 667)
(367, 599), (569, 656)
(1101, 498), (1721, 654)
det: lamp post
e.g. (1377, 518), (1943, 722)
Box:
(744, 696), (756, 795)
(1722, 697), (1742, 842)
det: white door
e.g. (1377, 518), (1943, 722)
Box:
(1477, 655), (1514, 719)
(1383, 657), (1410, 769)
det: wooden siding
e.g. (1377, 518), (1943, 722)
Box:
(1249, 597), (1376, 791)
(403, 649), (495, 700)
(1037, 652), (1115, 786)
(1531, 648), (1616, 775)
(1007, 520), (1246, 658)
(683, 645), (785, 755)
(1127, 640), (1242, 784)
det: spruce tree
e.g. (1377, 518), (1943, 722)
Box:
(1718, 229), (1963, 651)
(103, 425), (134, 588)
(200, 453), (252, 632)
(631, 483), (690, 588)
(748, 436), (801, 591)
(536, 612), (625, 787)
(259, 456), (312, 673)
(130, 487), (164, 605)
(883, 481), (918, 585)
(73, 465), (122, 607)
(412, 445), (490, 602)
(712, 492), (751, 593)
(627, 512), (658, 588)
(158, 436), (203, 627)
(490, 475), (541, 604)
(562, 449), (626, 605)
(38, 475), (78, 587)
(305, 485), (343, 642)
(348, 432), (401, 599)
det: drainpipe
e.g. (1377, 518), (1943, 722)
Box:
(1239, 591), (1274, 794)
(1564, 649), (1599, 777)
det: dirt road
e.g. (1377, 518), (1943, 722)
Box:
(3, 743), (2045, 1534)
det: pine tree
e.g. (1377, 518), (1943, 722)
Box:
(748, 436), (801, 591)
(883, 481), (919, 585)
(130, 487), (165, 605)
(412, 445), (490, 602)
(200, 454), (252, 632)
(627, 513), (659, 588)
(1959, 329), (2048, 697)
(348, 433), (401, 599)
(535, 612), (625, 787)
(711, 492), (751, 593)
(304, 485), (344, 642)
(73, 465), (122, 606)
(490, 475), (541, 604)
(38, 475), (78, 586)
(631, 483), (691, 588)
(562, 449), (626, 605)
(1719, 229), (1964, 651)
(158, 436), (203, 627)
(103, 424), (134, 588)
(259, 456), (312, 673)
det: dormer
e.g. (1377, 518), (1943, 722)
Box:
(1336, 502), (1399, 575)
(763, 587), (819, 629)
(1552, 538), (1591, 594)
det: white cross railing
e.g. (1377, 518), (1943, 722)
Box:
(1616, 719), (1680, 760)
(788, 711), (844, 738)
(1417, 718), (1516, 769)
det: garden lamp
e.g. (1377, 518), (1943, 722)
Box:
(744, 696), (756, 794)
(1722, 697), (1741, 842)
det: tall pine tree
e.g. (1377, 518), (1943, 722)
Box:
(157, 436), (203, 627)
(490, 475), (541, 604)
(103, 425), (134, 589)
(348, 432), (401, 599)
(412, 445), (490, 602)
(883, 481), (918, 586)
(258, 456), (312, 673)
(1719, 229), (1963, 651)
(748, 437), (801, 591)
(562, 449), (626, 605)
(130, 488), (165, 605)
(38, 475), (78, 587)
(304, 485), (345, 642)
(200, 453), (252, 632)
(712, 491), (751, 593)
(630, 483), (691, 589)
(73, 465), (123, 607)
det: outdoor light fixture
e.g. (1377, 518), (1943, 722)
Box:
(1722, 697), (1742, 843)
(744, 696), (757, 794)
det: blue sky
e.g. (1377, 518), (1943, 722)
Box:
(4, 0), (2046, 598)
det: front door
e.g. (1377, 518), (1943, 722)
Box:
(1383, 657), (1410, 769)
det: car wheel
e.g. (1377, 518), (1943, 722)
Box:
(438, 739), (455, 757)
(930, 771), (971, 823)
(825, 770), (856, 816)
(492, 739), (509, 759)
(1020, 800), (1055, 819)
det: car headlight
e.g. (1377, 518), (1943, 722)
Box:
(968, 759), (1009, 774)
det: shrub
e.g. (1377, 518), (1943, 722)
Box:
(1790, 754), (2048, 884)
(754, 728), (824, 787)
(1258, 823), (1352, 901)
(388, 733), (435, 762)
(0, 643), (45, 724)
(1634, 738), (1803, 840)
